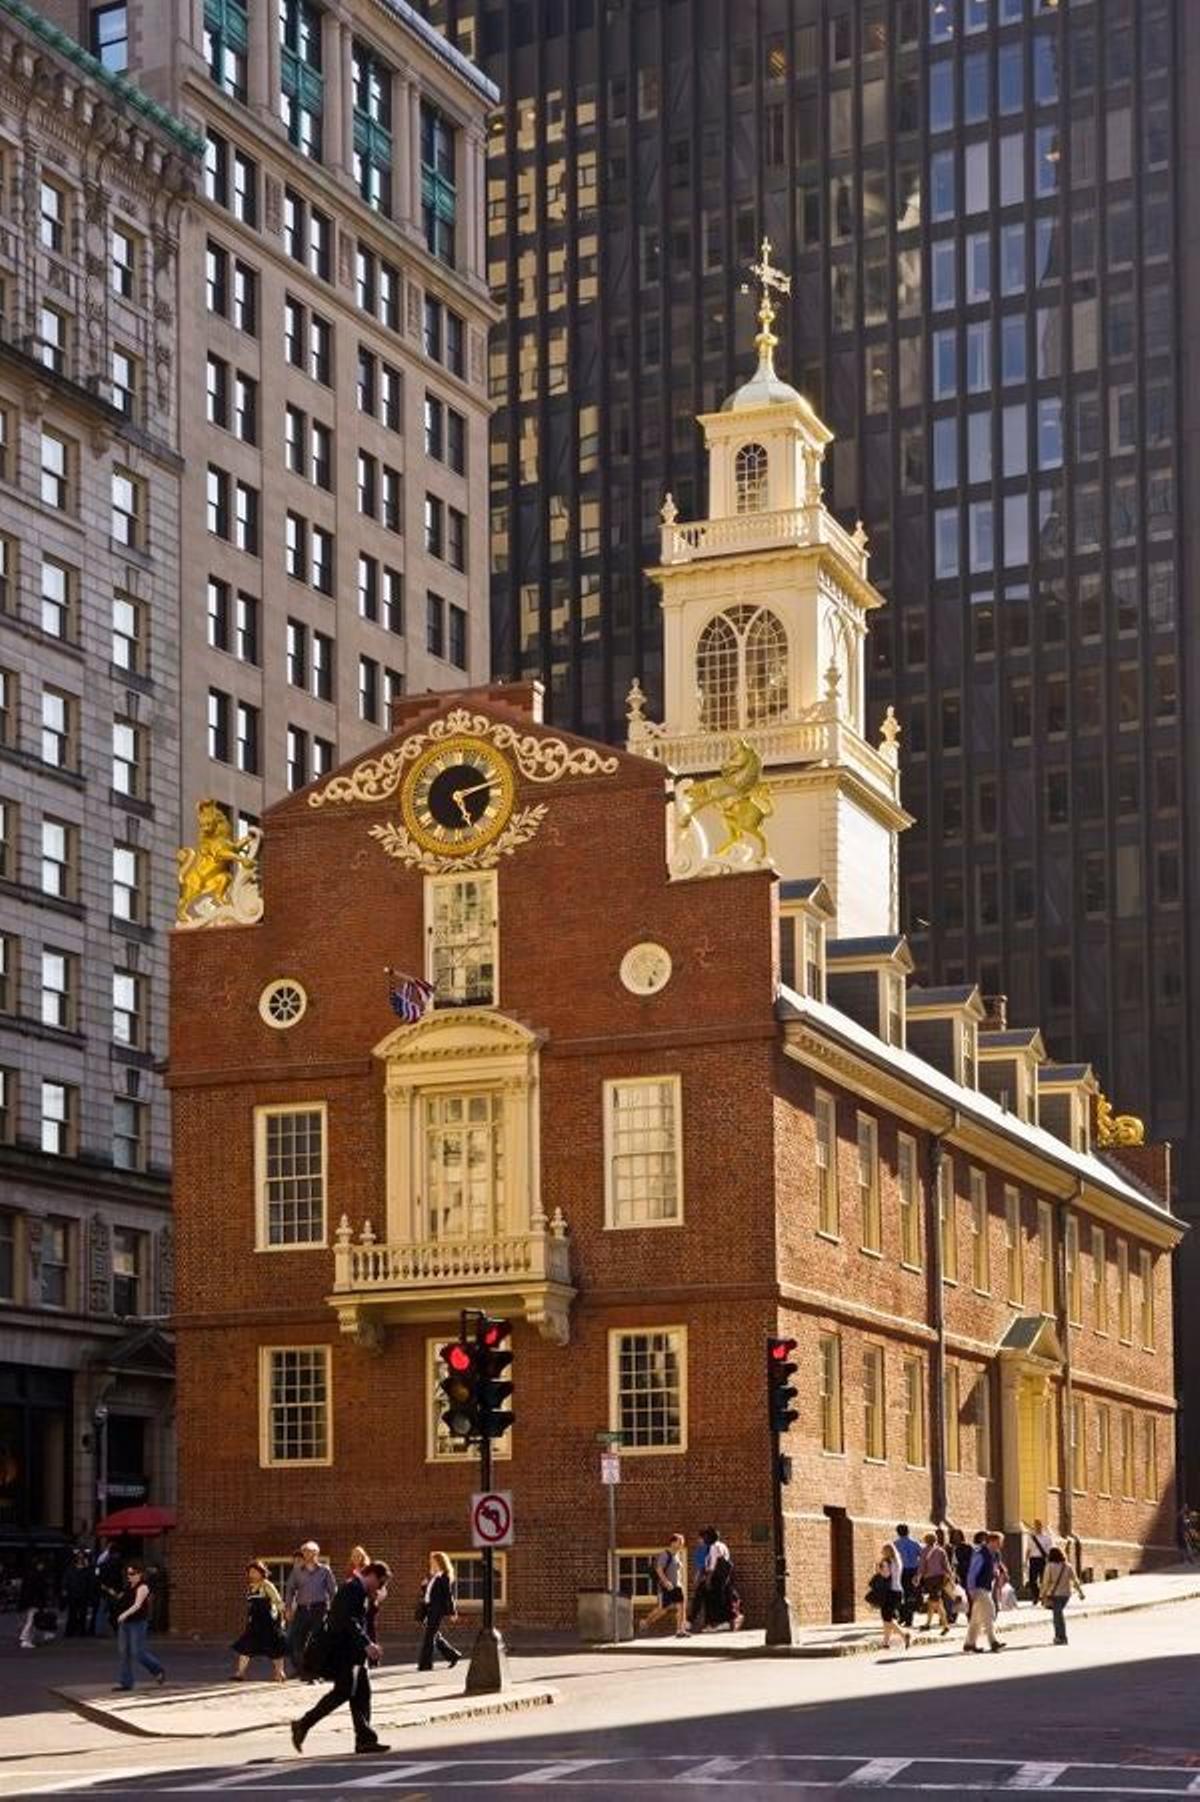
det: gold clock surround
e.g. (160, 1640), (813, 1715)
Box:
(400, 734), (517, 858)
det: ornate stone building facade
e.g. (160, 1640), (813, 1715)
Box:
(167, 328), (1182, 1634)
(43, 0), (498, 826)
(0, 0), (193, 1553)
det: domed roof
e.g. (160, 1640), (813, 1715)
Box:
(722, 350), (804, 413)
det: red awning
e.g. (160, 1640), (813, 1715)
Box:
(95, 1505), (177, 1536)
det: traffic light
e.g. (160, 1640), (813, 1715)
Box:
(767, 1336), (799, 1435)
(476, 1316), (514, 1440)
(439, 1338), (479, 1440)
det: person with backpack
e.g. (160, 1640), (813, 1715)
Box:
(1039, 1545), (1085, 1644)
(963, 1531), (1006, 1652)
(639, 1534), (688, 1637)
(916, 1532), (951, 1634)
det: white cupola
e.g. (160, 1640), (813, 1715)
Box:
(630, 241), (911, 938)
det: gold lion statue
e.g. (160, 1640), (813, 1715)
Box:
(677, 739), (774, 862)
(1095, 1093), (1145, 1148)
(176, 799), (262, 926)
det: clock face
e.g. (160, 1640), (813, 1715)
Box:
(401, 736), (516, 857)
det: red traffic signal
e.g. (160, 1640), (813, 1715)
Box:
(476, 1316), (514, 1440)
(438, 1339), (479, 1440)
(445, 1341), (473, 1373)
(767, 1335), (799, 1435)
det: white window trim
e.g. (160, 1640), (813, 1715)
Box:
(602, 1074), (684, 1231)
(446, 1549), (507, 1611)
(615, 1546), (669, 1609)
(969, 1167), (990, 1294)
(814, 1088), (839, 1240)
(424, 870), (499, 1008)
(607, 1324), (688, 1456)
(425, 1335), (512, 1464)
(254, 1102), (328, 1251)
(897, 1132), (922, 1270)
(258, 1343), (333, 1469)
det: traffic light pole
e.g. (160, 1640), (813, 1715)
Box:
(765, 1423), (798, 1646)
(464, 1316), (510, 1696)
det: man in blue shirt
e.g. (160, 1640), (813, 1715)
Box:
(894, 1525), (922, 1626)
(963, 1531), (1005, 1652)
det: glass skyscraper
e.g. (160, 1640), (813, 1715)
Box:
(423, 0), (1194, 1451)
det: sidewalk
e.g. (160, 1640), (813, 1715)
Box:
(53, 1665), (557, 1741)
(599, 1565), (1200, 1658)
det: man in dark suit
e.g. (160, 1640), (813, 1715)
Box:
(291, 1559), (392, 1755)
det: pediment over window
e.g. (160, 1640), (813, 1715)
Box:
(373, 1009), (543, 1071)
(998, 1314), (1063, 1367)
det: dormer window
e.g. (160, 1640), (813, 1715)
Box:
(734, 441), (769, 513)
(883, 973), (905, 1048)
(959, 1022), (977, 1089)
(804, 919), (825, 1001)
(697, 605), (789, 730)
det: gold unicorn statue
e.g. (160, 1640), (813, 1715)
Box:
(676, 739), (774, 863)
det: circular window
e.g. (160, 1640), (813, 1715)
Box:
(619, 943), (673, 997)
(259, 979), (308, 1029)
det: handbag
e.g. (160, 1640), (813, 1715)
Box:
(33, 1608), (58, 1632)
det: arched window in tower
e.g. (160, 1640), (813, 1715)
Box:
(734, 442), (769, 514)
(744, 608), (789, 725)
(696, 612), (740, 730)
(696, 606), (789, 730)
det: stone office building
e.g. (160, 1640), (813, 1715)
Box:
(43, 0), (499, 826)
(166, 333), (1181, 1632)
(0, 0), (194, 1554)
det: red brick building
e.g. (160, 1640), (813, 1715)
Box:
(169, 324), (1182, 1632)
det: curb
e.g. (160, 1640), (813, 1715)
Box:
(588, 1585), (1200, 1659)
(52, 1682), (559, 1741)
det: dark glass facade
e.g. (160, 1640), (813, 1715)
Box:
(424, 0), (1196, 1453)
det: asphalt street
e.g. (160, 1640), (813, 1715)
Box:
(3, 1597), (1199, 1799)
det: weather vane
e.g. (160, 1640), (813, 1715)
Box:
(740, 236), (791, 371)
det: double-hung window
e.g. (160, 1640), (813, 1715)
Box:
(280, 0), (323, 158)
(353, 43), (393, 215)
(256, 1105), (326, 1248)
(815, 1090), (838, 1236)
(857, 1114), (880, 1251)
(604, 1077), (682, 1228)
(426, 872), (497, 1007)
(420, 101), (456, 263)
(609, 1328), (685, 1452)
(422, 1093), (504, 1240)
(260, 1346), (330, 1465)
(898, 1134), (921, 1267)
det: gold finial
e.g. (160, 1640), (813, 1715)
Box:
(740, 236), (791, 376)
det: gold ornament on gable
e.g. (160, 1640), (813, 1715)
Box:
(176, 800), (263, 929)
(1095, 1092), (1146, 1148)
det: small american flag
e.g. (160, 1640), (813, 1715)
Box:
(387, 968), (435, 1023)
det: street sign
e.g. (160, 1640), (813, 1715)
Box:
(595, 1430), (622, 1446)
(600, 1453), (621, 1485)
(471, 1489), (514, 1548)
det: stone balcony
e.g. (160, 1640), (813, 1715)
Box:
(328, 1210), (575, 1347)
(658, 503), (869, 577)
(628, 708), (902, 803)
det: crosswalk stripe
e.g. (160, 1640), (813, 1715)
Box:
(1007, 1765), (1069, 1790)
(845, 1759), (914, 1787)
(671, 1758), (751, 1783)
(344, 1765), (454, 1789)
(499, 1760), (618, 1785)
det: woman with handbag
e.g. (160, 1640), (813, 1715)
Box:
(416, 1551), (461, 1671)
(870, 1544), (911, 1653)
(232, 1560), (288, 1682)
(1039, 1545), (1085, 1645)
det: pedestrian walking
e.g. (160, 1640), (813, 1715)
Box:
(893, 1524), (922, 1627)
(916, 1532), (951, 1635)
(284, 1542), (336, 1680)
(1039, 1546), (1085, 1645)
(113, 1560), (166, 1691)
(963, 1532), (1006, 1653)
(62, 1549), (93, 1637)
(686, 1531), (709, 1630)
(17, 1558), (53, 1650)
(291, 1558), (393, 1756)
(416, 1551), (461, 1671)
(1026, 1519), (1054, 1602)
(640, 1534), (688, 1637)
(695, 1528), (743, 1631)
(870, 1544), (911, 1653)
(232, 1561), (288, 1682)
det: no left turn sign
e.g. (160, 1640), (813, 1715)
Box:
(470, 1489), (514, 1548)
